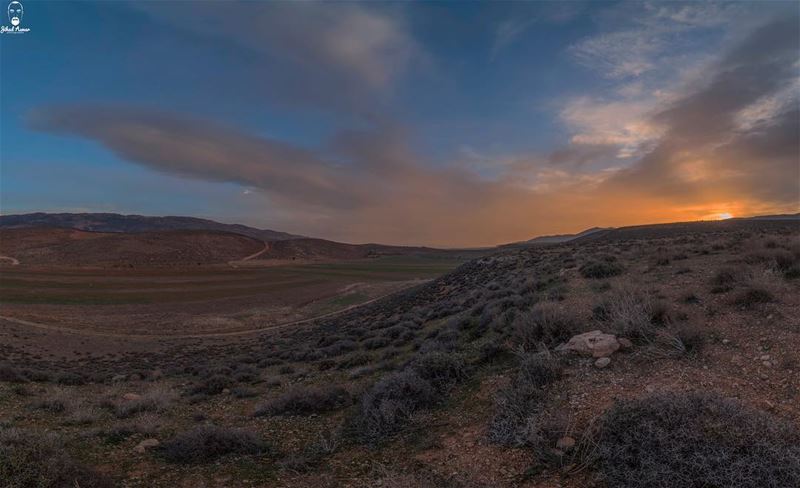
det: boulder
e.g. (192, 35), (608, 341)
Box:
(595, 357), (611, 368)
(134, 438), (160, 453)
(556, 330), (620, 358)
(556, 436), (576, 450)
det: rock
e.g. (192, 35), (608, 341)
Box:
(556, 330), (620, 358)
(556, 436), (576, 450)
(618, 338), (633, 350)
(222, 388), (230, 394)
(722, 339), (730, 345)
(133, 438), (160, 453)
(760, 354), (771, 361)
(594, 357), (611, 368)
(122, 393), (141, 401)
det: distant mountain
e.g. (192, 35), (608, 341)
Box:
(740, 213), (800, 221)
(571, 214), (800, 244)
(0, 212), (302, 241)
(261, 238), (486, 261)
(524, 227), (611, 245)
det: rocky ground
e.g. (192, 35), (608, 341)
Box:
(1, 220), (799, 487)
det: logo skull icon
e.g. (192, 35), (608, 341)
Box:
(8, 1), (22, 26)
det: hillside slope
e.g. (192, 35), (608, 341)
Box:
(0, 212), (302, 241)
(0, 227), (264, 267)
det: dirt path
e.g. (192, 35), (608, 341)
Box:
(0, 280), (426, 340)
(228, 241), (269, 267)
(240, 241), (270, 261)
(0, 255), (20, 265)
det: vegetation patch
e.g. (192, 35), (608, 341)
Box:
(159, 425), (269, 464)
(254, 385), (351, 417)
(0, 428), (111, 488)
(598, 392), (800, 488)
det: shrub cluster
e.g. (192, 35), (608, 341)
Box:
(487, 352), (562, 448)
(159, 425), (269, 464)
(0, 428), (111, 487)
(511, 302), (581, 350)
(579, 260), (624, 279)
(254, 385), (351, 417)
(348, 352), (467, 444)
(598, 392), (800, 488)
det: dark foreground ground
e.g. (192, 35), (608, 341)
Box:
(1, 219), (799, 487)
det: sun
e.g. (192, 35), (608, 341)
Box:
(714, 212), (734, 220)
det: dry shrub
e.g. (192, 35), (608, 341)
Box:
(0, 428), (111, 487)
(254, 385), (351, 417)
(159, 425), (269, 464)
(511, 302), (582, 350)
(487, 352), (562, 448)
(115, 385), (177, 418)
(598, 392), (800, 488)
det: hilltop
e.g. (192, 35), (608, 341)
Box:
(0, 212), (302, 242)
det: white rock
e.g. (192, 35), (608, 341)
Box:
(556, 436), (576, 450)
(594, 357), (611, 368)
(556, 330), (620, 358)
(133, 438), (160, 453)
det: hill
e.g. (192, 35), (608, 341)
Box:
(0, 227), (265, 267)
(0, 212), (302, 241)
(523, 226), (610, 245)
(0, 215), (799, 486)
(261, 238), (484, 261)
(573, 214), (800, 243)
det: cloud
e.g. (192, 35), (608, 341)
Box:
(569, 1), (767, 80)
(606, 15), (800, 204)
(131, 2), (421, 119)
(30, 17), (800, 246)
(559, 96), (664, 158)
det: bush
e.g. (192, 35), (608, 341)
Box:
(511, 303), (581, 350)
(732, 285), (774, 309)
(409, 352), (468, 391)
(598, 392), (800, 488)
(29, 389), (73, 414)
(487, 352), (561, 447)
(596, 290), (659, 341)
(710, 266), (745, 293)
(347, 370), (438, 444)
(159, 425), (269, 464)
(362, 337), (390, 350)
(579, 261), (624, 279)
(254, 385), (351, 417)
(115, 386), (177, 418)
(189, 374), (231, 395)
(0, 428), (111, 487)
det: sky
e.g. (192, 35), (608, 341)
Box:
(1, 1), (798, 247)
